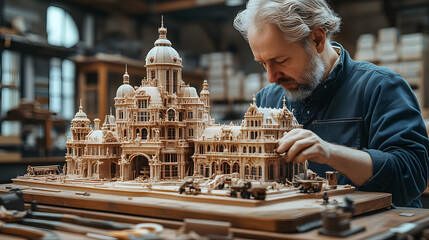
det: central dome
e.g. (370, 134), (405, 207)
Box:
(145, 21), (181, 66)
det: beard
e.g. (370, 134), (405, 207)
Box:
(275, 47), (326, 101)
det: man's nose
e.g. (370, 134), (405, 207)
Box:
(266, 63), (279, 83)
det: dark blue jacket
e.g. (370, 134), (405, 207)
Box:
(255, 42), (429, 207)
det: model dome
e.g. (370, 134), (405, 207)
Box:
(181, 85), (199, 98)
(116, 67), (135, 98)
(72, 101), (90, 123)
(145, 20), (181, 66)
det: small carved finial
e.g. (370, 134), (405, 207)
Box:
(161, 15), (164, 28)
(283, 96), (286, 108)
(123, 65), (130, 84)
(110, 107), (112, 116)
(79, 99), (83, 111)
(252, 94), (256, 105)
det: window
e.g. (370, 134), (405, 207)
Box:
(168, 128), (175, 139)
(119, 111), (124, 119)
(243, 147), (246, 153)
(1, 50), (20, 135)
(164, 165), (170, 178)
(46, 6), (79, 48)
(233, 163), (239, 173)
(200, 165), (204, 176)
(189, 128), (194, 137)
(251, 167), (257, 178)
(221, 162), (230, 174)
(138, 112), (149, 122)
(172, 165), (178, 177)
(188, 111), (193, 119)
(166, 70), (170, 93)
(151, 70), (155, 79)
(49, 58), (75, 119)
(199, 145), (204, 154)
(138, 100), (148, 109)
(173, 70), (177, 93)
(268, 164), (274, 180)
(141, 128), (148, 140)
(164, 153), (177, 162)
(168, 109), (175, 121)
(280, 164), (284, 177)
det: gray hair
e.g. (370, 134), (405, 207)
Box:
(234, 0), (341, 43)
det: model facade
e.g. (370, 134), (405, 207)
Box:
(65, 22), (306, 183)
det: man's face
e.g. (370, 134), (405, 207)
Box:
(248, 24), (326, 101)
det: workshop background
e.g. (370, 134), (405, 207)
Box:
(0, 0), (428, 204)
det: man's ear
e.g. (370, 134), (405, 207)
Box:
(310, 28), (326, 53)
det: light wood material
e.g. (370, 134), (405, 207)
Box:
(21, 204), (429, 240)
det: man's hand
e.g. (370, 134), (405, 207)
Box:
(276, 128), (373, 186)
(276, 128), (333, 164)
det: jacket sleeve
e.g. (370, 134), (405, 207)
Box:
(358, 72), (429, 206)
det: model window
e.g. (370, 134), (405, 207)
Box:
(188, 111), (193, 119)
(168, 127), (175, 139)
(166, 70), (170, 93)
(172, 165), (178, 177)
(138, 100), (148, 108)
(164, 165), (170, 178)
(189, 128), (194, 137)
(268, 164), (274, 180)
(138, 112), (149, 122)
(168, 109), (175, 121)
(221, 162), (230, 174)
(233, 163), (239, 173)
(142, 128), (148, 140)
(151, 70), (155, 79)
(173, 70), (177, 93)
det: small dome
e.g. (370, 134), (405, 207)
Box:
(116, 84), (135, 98)
(181, 86), (199, 98)
(136, 86), (162, 106)
(116, 66), (136, 98)
(72, 102), (90, 123)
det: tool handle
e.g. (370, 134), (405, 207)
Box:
(0, 222), (46, 239)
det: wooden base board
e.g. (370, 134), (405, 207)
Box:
(1, 180), (392, 233)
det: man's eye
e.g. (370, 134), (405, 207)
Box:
(276, 59), (288, 64)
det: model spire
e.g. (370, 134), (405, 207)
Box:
(202, 80), (209, 90)
(79, 99), (83, 111)
(283, 96), (286, 108)
(252, 94), (256, 105)
(123, 64), (130, 84)
(158, 16), (167, 40)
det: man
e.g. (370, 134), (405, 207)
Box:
(234, 0), (429, 207)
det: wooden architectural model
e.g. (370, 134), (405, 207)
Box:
(64, 21), (306, 183)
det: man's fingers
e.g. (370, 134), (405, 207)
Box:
(293, 146), (319, 163)
(277, 129), (312, 153)
(284, 138), (314, 162)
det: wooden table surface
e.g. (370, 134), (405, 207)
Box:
(0, 204), (428, 240)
